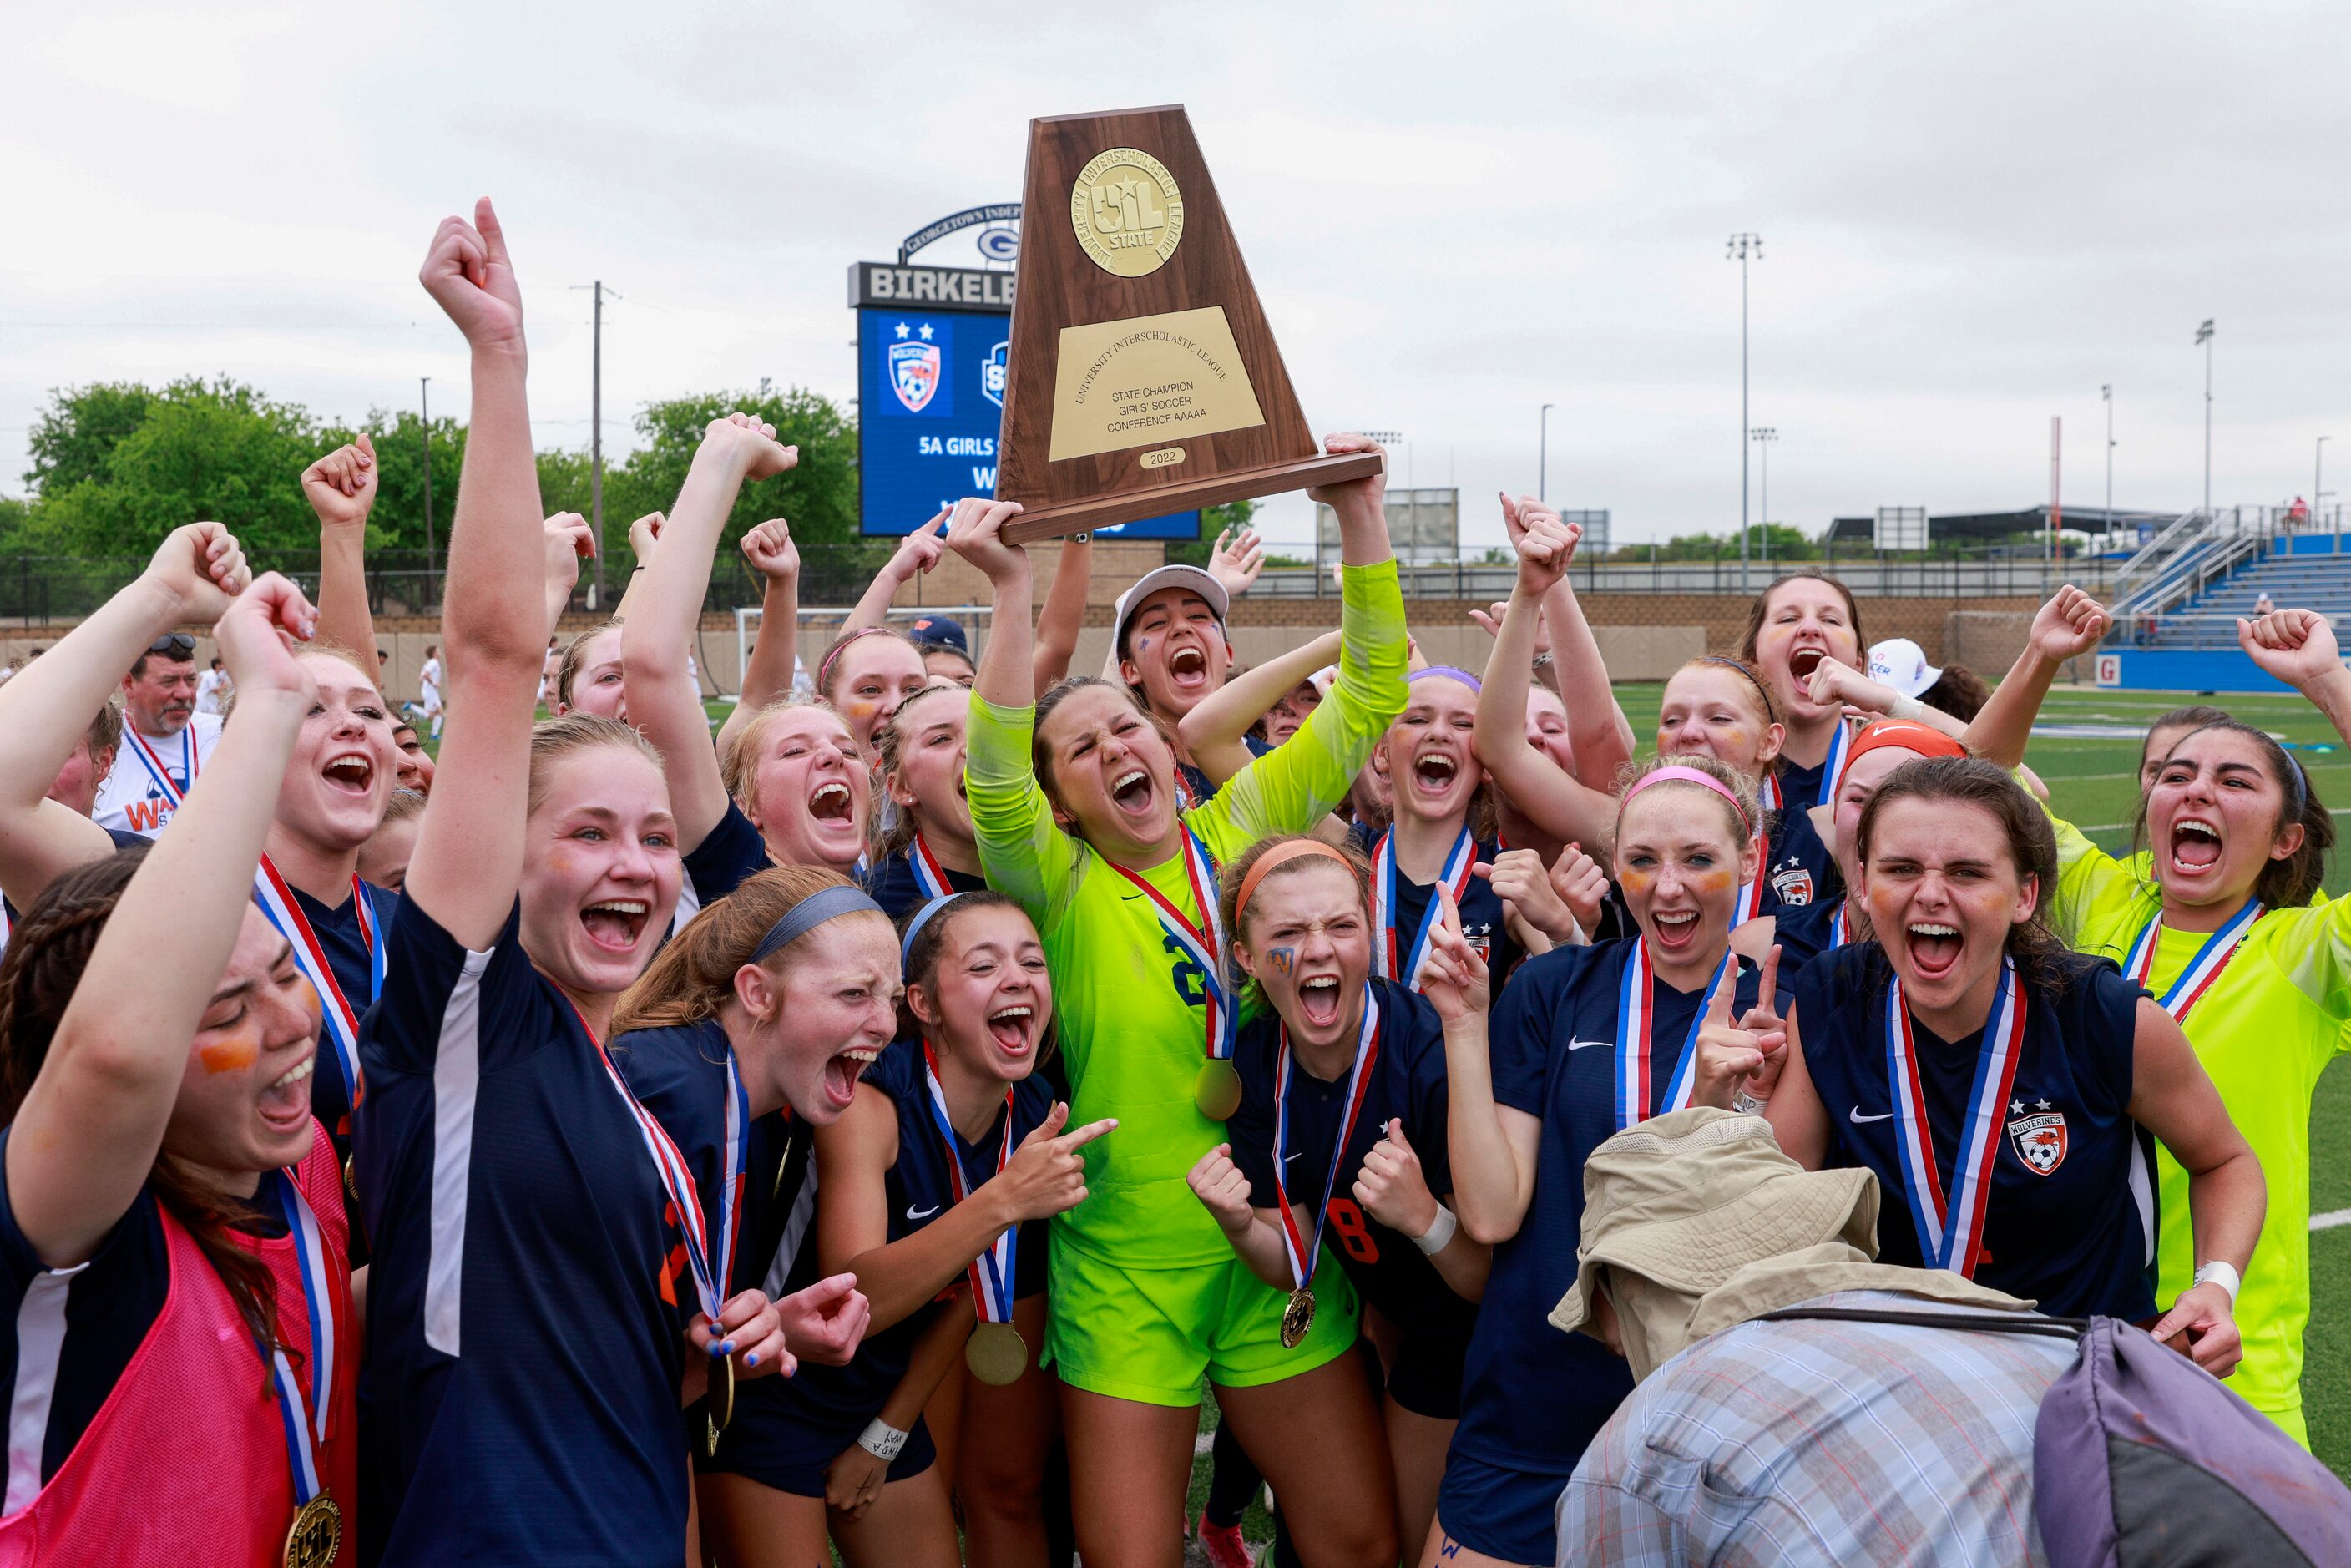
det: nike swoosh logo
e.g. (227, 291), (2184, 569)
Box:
(1568, 1039), (1613, 1051)
(906, 1203), (941, 1221)
(1849, 1108), (1893, 1124)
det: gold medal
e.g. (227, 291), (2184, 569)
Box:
(1195, 1059), (1243, 1121)
(341, 1151), (358, 1213)
(965, 1321), (1029, 1387)
(283, 1493), (341, 1568)
(1069, 147), (1186, 278)
(704, 1353), (736, 1459)
(1280, 1287), (1316, 1351)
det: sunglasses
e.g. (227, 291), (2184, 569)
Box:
(148, 634), (195, 658)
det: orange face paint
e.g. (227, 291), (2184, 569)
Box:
(1692, 869), (1736, 895)
(1618, 868), (1655, 893)
(198, 1039), (258, 1075)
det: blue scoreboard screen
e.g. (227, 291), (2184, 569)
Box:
(855, 303), (1200, 540)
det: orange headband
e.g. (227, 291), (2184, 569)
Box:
(1236, 838), (1357, 922)
(1847, 718), (1969, 766)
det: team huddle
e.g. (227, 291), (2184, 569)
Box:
(0, 198), (2344, 1568)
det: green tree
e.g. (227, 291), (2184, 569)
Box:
(24, 381), (160, 495)
(349, 410), (468, 554)
(1164, 498), (1252, 568)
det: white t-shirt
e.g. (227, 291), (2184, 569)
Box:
(93, 712), (226, 837)
(420, 657), (443, 702)
(194, 668), (230, 714)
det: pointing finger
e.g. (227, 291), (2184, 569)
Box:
(1055, 1117), (1119, 1150)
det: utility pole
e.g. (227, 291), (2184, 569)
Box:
(1539, 402), (1555, 503)
(590, 280), (606, 610)
(1751, 427), (1778, 564)
(2318, 435), (2332, 534)
(1727, 234), (1763, 593)
(2101, 384), (2113, 541)
(420, 377), (436, 608)
(2196, 319), (2215, 518)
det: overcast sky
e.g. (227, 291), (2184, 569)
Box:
(4, 0), (2345, 551)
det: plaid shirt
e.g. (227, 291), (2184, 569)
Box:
(1555, 1292), (2067, 1567)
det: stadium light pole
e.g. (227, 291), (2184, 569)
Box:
(1751, 427), (1778, 565)
(2318, 436), (2332, 535)
(2101, 384), (2114, 539)
(2196, 319), (2215, 518)
(419, 377), (436, 609)
(1539, 403), (1555, 503)
(1727, 234), (1763, 593)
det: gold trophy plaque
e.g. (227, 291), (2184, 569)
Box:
(993, 105), (1382, 544)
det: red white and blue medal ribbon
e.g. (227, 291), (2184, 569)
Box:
(122, 724), (196, 808)
(908, 832), (956, 902)
(919, 1044), (1017, 1324)
(1757, 771), (1782, 812)
(1818, 716), (1855, 806)
(1731, 828), (1769, 928)
(1615, 939), (1737, 1130)
(262, 1168), (336, 1502)
(579, 1004), (743, 1323)
(252, 858), (381, 1111)
(1828, 900), (1851, 950)
(1111, 831), (1236, 1070)
(1884, 956), (2026, 1277)
(2124, 899), (2263, 1024)
(1271, 989), (1381, 1293)
(1371, 825), (1476, 989)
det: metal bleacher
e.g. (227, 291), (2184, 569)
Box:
(2107, 507), (2351, 649)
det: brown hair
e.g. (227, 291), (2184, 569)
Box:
(378, 787), (429, 826)
(1737, 574), (1865, 665)
(613, 865), (871, 1034)
(84, 701), (123, 762)
(816, 626), (921, 703)
(527, 714), (665, 815)
(2139, 705), (2232, 775)
(0, 849), (289, 1363)
(1915, 663), (1990, 723)
(872, 681), (968, 859)
(895, 891), (1054, 1062)
(2132, 721), (2333, 909)
(1854, 756), (2074, 994)
(554, 618), (625, 711)
(1612, 752), (1761, 853)
(1031, 675), (1181, 820)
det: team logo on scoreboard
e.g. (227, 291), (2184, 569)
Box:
(983, 341), (1009, 408)
(2007, 1108), (2067, 1176)
(889, 324), (943, 413)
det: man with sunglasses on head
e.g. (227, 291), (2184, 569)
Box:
(92, 630), (224, 837)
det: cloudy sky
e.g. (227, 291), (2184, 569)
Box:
(3, 0), (2344, 551)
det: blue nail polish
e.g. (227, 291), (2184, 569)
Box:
(746, 1352), (759, 1367)
(719, 1340), (735, 1357)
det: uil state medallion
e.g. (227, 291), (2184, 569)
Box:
(1070, 148), (1185, 277)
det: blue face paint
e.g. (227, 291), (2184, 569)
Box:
(1268, 946), (1297, 975)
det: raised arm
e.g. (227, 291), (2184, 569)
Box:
(2241, 608), (2351, 747)
(540, 512), (592, 637)
(0, 524), (249, 908)
(1964, 586), (2110, 768)
(624, 417), (796, 852)
(1501, 494), (1633, 781)
(2132, 999), (2264, 1377)
(1029, 532), (1092, 691)
(1176, 628), (1341, 788)
(402, 199), (549, 949)
(715, 516), (801, 757)
(7, 575), (316, 1267)
(1472, 515), (1615, 850)
(610, 511), (664, 624)
(1804, 655), (1969, 741)
(843, 512), (945, 635)
(306, 433), (381, 676)
(1423, 904), (1540, 1243)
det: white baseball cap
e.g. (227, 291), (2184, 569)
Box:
(1867, 638), (1943, 700)
(1111, 564), (1231, 659)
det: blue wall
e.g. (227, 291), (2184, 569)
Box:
(2282, 533), (2351, 557)
(2096, 648), (2323, 693)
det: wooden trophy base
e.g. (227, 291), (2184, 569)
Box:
(1001, 450), (1382, 545)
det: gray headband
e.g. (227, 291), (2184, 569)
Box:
(751, 884), (887, 964)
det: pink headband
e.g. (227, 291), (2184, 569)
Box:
(817, 626), (897, 693)
(1620, 765), (1753, 836)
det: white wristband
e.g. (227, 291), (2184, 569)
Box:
(857, 1419), (910, 1461)
(1888, 693), (1928, 721)
(2192, 1260), (2242, 1307)
(1413, 1205), (1459, 1257)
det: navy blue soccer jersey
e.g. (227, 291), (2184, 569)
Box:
(1769, 893), (1851, 978)
(861, 845), (988, 923)
(355, 897), (697, 1566)
(296, 878), (400, 1163)
(709, 1038), (1051, 1485)
(1758, 794), (1842, 912)
(683, 800), (774, 907)
(1228, 979), (1477, 1348)
(1455, 937), (1775, 1477)
(1776, 753), (1829, 816)
(1349, 824), (1523, 987)
(1795, 943), (2156, 1320)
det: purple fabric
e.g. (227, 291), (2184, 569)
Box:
(1408, 665), (1481, 693)
(2035, 1315), (2351, 1567)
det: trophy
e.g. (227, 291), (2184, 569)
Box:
(993, 104), (1383, 544)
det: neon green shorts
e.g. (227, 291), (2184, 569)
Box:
(1044, 1237), (1360, 1407)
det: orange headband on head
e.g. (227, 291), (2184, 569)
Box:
(1847, 719), (1969, 766)
(1236, 839), (1357, 922)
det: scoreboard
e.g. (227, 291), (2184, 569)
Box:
(850, 261), (1199, 540)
